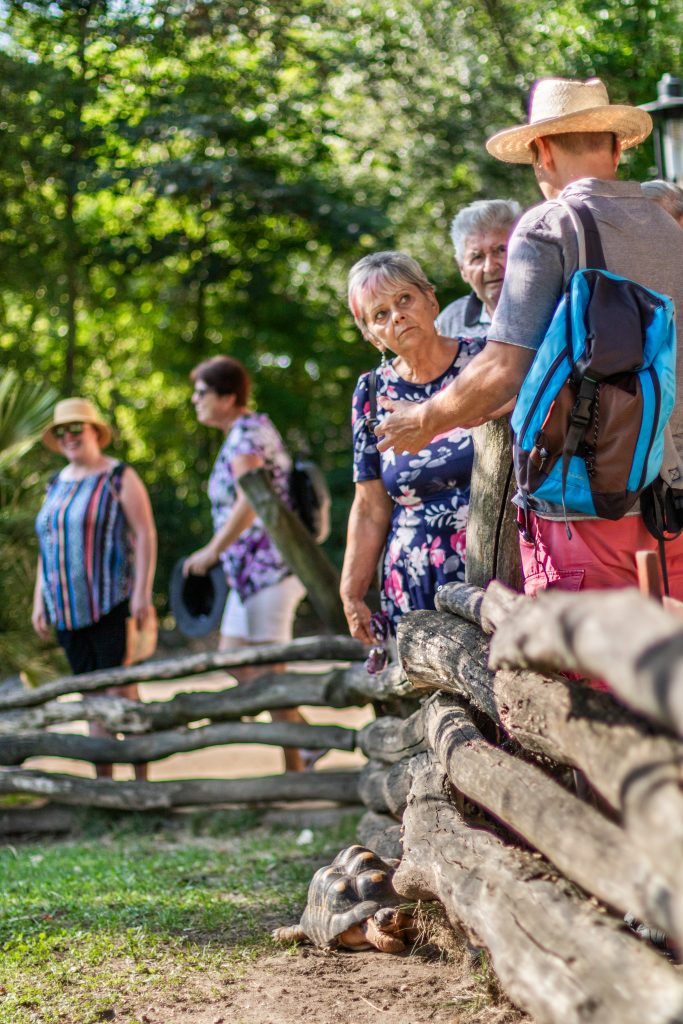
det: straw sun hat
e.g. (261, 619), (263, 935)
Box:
(42, 397), (113, 453)
(486, 77), (653, 164)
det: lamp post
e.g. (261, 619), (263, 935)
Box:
(641, 74), (683, 184)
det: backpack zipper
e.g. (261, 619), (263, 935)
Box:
(516, 348), (569, 447)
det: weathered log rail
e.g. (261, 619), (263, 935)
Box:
(0, 634), (397, 811)
(353, 579), (683, 1024)
(0, 635), (392, 810)
(3, 417), (683, 1021)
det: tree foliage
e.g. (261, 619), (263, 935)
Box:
(0, 0), (680, 614)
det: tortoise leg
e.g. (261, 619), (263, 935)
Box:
(272, 924), (309, 944)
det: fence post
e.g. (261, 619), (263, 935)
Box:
(465, 418), (521, 590)
(238, 467), (349, 633)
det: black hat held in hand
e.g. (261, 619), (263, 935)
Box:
(169, 558), (228, 638)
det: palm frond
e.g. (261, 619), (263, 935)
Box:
(0, 370), (57, 471)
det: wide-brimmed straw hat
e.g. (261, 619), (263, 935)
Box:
(42, 397), (112, 452)
(486, 77), (652, 164)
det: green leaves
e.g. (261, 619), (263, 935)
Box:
(0, 371), (57, 472)
(0, 0), (679, 607)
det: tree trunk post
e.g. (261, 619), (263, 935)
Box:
(238, 467), (348, 634)
(466, 418), (521, 590)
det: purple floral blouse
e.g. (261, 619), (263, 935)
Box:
(352, 339), (486, 631)
(208, 413), (292, 600)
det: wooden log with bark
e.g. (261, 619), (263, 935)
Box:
(424, 693), (683, 946)
(434, 581), (486, 625)
(0, 804), (76, 835)
(394, 752), (683, 1024)
(465, 419), (522, 591)
(397, 608), (683, 820)
(356, 810), (403, 863)
(238, 468), (348, 633)
(0, 635), (366, 710)
(0, 663), (414, 736)
(0, 768), (362, 809)
(0, 720), (357, 767)
(357, 709), (427, 764)
(357, 758), (415, 819)
(397, 607), (683, 905)
(483, 580), (683, 737)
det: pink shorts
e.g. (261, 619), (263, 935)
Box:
(519, 512), (683, 598)
(519, 512), (683, 692)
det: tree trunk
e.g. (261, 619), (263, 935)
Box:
(466, 419), (522, 590)
(434, 582), (485, 625)
(394, 753), (683, 1024)
(397, 610), (499, 716)
(0, 768), (362, 809)
(238, 468), (348, 633)
(424, 694), (683, 946)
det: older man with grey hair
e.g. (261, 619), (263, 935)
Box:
(436, 198), (522, 338)
(377, 76), (683, 599)
(641, 179), (683, 228)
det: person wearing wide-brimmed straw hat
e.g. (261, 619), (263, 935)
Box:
(33, 397), (157, 778)
(374, 76), (683, 600)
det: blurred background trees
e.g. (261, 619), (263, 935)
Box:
(0, 0), (680, 666)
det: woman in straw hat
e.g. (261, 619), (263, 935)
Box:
(33, 397), (157, 779)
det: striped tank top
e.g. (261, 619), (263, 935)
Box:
(35, 462), (133, 631)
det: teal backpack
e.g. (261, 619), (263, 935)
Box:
(511, 197), (677, 533)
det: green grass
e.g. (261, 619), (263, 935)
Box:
(0, 808), (362, 1024)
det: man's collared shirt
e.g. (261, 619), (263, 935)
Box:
(489, 176), (683, 514)
(435, 292), (490, 338)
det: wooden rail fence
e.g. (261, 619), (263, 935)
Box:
(3, 421), (683, 1023)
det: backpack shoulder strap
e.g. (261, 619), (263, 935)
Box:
(556, 197), (606, 271)
(367, 369), (378, 425)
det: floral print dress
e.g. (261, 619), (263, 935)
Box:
(208, 413), (292, 601)
(352, 339), (485, 631)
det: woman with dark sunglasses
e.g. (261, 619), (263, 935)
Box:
(33, 397), (157, 779)
(184, 356), (315, 772)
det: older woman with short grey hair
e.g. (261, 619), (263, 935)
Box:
(340, 250), (486, 644)
(641, 179), (683, 228)
(437, 198), (522, 339)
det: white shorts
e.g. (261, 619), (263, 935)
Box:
(220, 575), (306, 643)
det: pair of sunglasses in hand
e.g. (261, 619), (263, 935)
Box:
(365, 611), (391, 675)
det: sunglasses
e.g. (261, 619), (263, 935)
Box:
(53, 422), (86, 439)
(192, 385), (213, 398)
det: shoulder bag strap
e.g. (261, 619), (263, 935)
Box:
(367, 369), (378, 426)
(556, 197), (606, 270)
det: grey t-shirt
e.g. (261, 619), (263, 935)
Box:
(436, 292), (491, 338)
(490, 177), (683, 506)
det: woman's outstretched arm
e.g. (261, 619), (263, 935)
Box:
(340, 479), (393, 645)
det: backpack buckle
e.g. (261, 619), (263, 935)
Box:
(570, 376), (597, 428)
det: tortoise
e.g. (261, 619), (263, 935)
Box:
(272, 844), (416, 952)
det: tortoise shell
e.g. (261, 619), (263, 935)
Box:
(299, 844), (401, 947)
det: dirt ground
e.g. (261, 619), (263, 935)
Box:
(24, 665), (527, 1024)
(127, 946), (524, 1024)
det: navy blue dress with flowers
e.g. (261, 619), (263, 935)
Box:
(352, 339), (485, 632)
